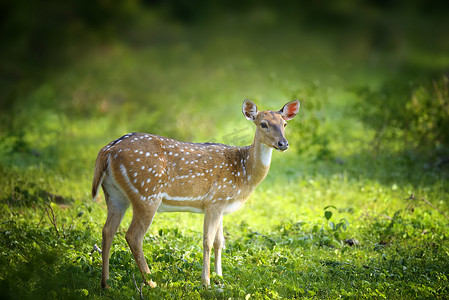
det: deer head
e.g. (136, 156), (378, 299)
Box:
(242, 99), (300, 151)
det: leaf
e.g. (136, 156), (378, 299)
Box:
(324, 205), (337, 211)
(325, 211), (333, 220)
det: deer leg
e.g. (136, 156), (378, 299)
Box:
(101, 193), (129, 289)
(213, 216), (224, 277)
(125, 201), (159, 288)
(202, 209), (223, 287)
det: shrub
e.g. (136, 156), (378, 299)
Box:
(355, 74), (449, 157)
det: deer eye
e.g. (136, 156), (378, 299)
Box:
(283, 123), (287, 127)
(260, 122), (268, 129)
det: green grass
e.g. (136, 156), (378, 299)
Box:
(1, 11), (449, 299)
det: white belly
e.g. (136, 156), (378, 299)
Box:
(157, 202), (204, 214)
(223, 200), (244, 215)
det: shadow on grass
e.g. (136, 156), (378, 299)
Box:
(0, 221), (102, 300)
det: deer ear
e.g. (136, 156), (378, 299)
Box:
(242, 99), (258, 121)
(279, 100), (300, 121)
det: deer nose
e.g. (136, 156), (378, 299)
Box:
(277, 139), (289, 151)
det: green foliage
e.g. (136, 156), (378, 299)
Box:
(287, 84), (335, 161)
(355, 74), (449, 156)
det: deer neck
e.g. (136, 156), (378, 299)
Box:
(243, 133), (273, 188)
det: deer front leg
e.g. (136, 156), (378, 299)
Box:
(214, 216), (224, 277)
(202, 209), (223, 287)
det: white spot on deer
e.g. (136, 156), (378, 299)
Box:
(120, 164), (139, 195)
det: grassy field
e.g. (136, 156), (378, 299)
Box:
(1, 8), (449, 299)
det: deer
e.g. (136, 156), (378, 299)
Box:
(91, 99), (300, 289)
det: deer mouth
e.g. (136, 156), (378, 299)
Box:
(274, 145), (289, 152)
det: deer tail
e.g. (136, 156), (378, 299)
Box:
(92, 149), (109, 201)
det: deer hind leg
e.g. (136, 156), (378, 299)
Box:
(213, 216), (224, 277)
(202, 209), (223, 287)
(125, 199), (160, 288)
(101, 191), (129, 289)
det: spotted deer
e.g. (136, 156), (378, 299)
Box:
(92, 99), (300, 288)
